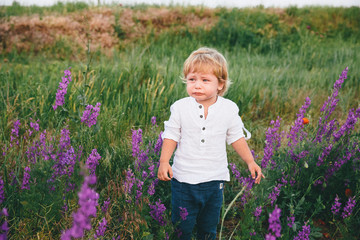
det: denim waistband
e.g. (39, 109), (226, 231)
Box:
(172, 178), (224, 191)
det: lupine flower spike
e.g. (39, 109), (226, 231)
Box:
(53, 68), (72, 110)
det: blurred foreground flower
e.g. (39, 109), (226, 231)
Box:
(0, 208), (8, 239)
(61, 175), (99, 239)
(266, 205), (281, 239)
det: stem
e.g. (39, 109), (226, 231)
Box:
(219, 185), (247, 240)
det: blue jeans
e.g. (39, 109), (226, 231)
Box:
(171, 178), (224, 240)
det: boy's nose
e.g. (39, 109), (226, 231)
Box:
(194, 80), (201, 88)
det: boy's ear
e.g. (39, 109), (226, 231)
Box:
(218, 80), (225, 91)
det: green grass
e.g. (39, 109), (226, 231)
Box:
(0, 1), (89, 17)
(1, 33), (358, 152)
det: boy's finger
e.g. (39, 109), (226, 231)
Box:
(169, 168), (173, 179)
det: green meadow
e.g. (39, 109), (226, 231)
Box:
(0, 2), (359, 239)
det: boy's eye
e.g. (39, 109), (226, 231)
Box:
(203, 79), (209, 82)
(187, 78), (195, 82)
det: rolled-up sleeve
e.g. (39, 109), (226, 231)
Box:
(226, 105), (251, 144)
(162, 103), (181, 142)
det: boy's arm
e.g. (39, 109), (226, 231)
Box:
(231, 137), (265, 184)
(157, 138), (177, 181)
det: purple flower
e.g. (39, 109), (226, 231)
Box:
(81, 102), (101, 128)
(148, 164), (156, 178)
(342, 196), (356, 219)
(10, 119), (21, 147)
(149, 199), (167, 226)
(287, 97), (311, 150)
(293, 223), (311, 240)
(331, 195), (341, 215)
(268, 183), (282, 206)
(265, 234), (276, 240)
(324, 149), (354, 183)
(94, 217), (107, 239)
(229, 163), (254, 205)
(61, 175), (99, 239)
(147, 179), (159, 196)
(124, 169), (136, 195)
(86, 149), (101, 175)
(268, 205), (281, 238)
(287, 214), (295, 228)
(316, 144), (333, 167)
(53, 68), (72, 110)
(21, 166), (31, 190)
(333, 108), (358, 142)
(135, 179), (144, 203)
(50, 127), (75, 180)
(131, 129), (143, 158)
(102, 198), (111, 213)
(30, 120), (40, 132)
(179, 207), (188, 221)
(154, 131), (163, 155)
(316, 67), (348, 142)
(151, 116), (157, 126)
(254, 206), (262, 221)
(0, 177), (4, 204)
(261, 117), (282, 169)
(0, 208), (9, 239)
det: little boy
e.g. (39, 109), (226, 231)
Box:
(158, 47), (264, 240)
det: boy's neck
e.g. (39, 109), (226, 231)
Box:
(195, 96), (219, 108)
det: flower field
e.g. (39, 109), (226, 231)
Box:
(0, 2), (359, 239)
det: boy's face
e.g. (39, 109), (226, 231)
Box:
(185, 70), (224, 107)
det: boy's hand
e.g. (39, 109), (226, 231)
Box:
(158, 162), (173, 181)
(248, 161), (265, 184)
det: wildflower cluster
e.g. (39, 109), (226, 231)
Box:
(81, 102), (101, 128)
(0, 178), (4, 205)
(229, 163), (254, 205)
(53, 68), (72, 110)
(262, 117), (282, 169)
(293, 223), (311, 240)
(331, 195), (357, 219)
(86, 149), (101, 175)
(94, 217), (107, 239)
(149, 199), (167, 226)
(231, 67), (359, 239)
(21, 166), (31, 190)
(266, 205), (281, 239)
(120, 117), (179, 238)
(0, 68), (108, 239)
(61, 175), (99, 239)
(9, 120), (21, 147)
(0, 208), (8, 239)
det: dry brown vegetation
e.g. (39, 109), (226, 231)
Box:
(0, 6), (218, 55)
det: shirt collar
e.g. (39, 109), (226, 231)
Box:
(190, 96), (223, 109)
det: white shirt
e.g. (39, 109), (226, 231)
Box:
(162, 96), (251, 184)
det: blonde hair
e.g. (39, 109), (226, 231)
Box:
(183, 47), (231, 96)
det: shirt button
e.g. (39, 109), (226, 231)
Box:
(200, 115), (203, 118)
(202, 127), (205, 131)
(199, 105), (202, 109)
(201, 139), (205, 143)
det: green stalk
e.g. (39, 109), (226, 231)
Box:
(219, 184), (247, 240)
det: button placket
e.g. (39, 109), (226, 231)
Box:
(198, 104), (206, 146)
